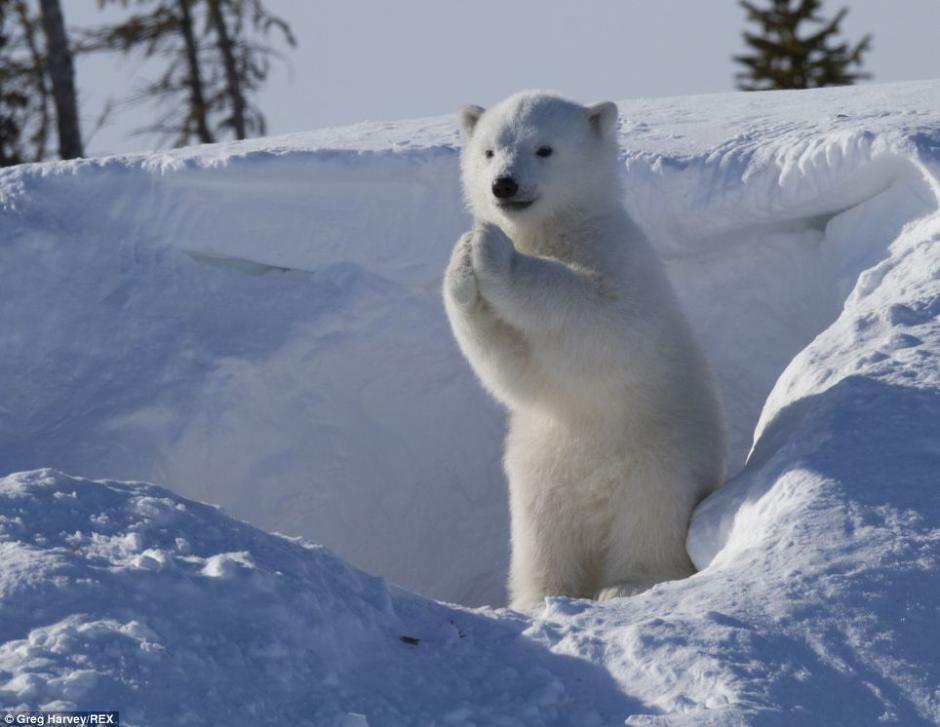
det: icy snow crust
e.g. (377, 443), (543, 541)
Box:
(1, 81), (939, 724)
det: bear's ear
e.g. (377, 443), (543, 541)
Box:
(587, 101), (619, 137)
(459, 105), (485, 138)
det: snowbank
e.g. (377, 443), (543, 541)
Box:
(0, 141), (507, 606)
(0, 469), (632, 725)
(1, 80), (939, 724)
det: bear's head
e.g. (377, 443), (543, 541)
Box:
(458, 91), (621, 229)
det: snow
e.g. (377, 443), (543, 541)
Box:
(0, 469), (632, 725)
(1, 80), (939, 724)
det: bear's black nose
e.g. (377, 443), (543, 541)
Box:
(492, 176), (519, 199)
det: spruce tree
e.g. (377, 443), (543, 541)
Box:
(204, 0), (296, 140)
(735, 0), (872, 91)
(0, 2), (27, 165)
(85, 0), (216, 146)
(38, 0), (83, 158)
(0, 0), (56, 166)
(86, 0), (294, 147)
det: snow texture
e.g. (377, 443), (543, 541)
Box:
(0, 469), (633, 725)
(1, 80), (939, 724)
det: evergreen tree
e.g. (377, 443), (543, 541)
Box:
(204, 0), (296, 140)
(0, 2), (27, 165)
(85, 0), (215, 146)
(735, 0), (872, 91)
(86, 0), (294, 147)
(179, 0), (212, 142)
(0, 0), (55, 166)
(38, 0), (83, 157)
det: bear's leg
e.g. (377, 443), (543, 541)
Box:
(595, 463), (697, 602)
(444, 234), (538, 406)
(470, 223), (611, 348)
(507, 483), (599, 611)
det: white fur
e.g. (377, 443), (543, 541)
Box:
(444, 91), (727, 611)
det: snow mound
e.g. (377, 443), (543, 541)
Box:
(2, 80), (940, 723)
(0, 469), (635, 725)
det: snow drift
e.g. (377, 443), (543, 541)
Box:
(0, 469), (632, 725)
(1, 80), (939, 724)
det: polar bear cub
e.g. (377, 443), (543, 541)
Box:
(443, 91), (727, 611)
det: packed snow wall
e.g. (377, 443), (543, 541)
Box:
(1, 81), (938, 607)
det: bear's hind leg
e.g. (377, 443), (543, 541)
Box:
(595, 462), (699, 602)
(507, 499), (599, 611)
(508, 548), (596, 611)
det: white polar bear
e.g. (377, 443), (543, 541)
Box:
(443, 91), (728, 611)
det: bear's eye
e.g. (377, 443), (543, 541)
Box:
(485, 149), (494, 159)
(536, 146), (553, 158)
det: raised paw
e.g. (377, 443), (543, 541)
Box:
(445, 233), (478, 306)
(471, 223), (515, 285)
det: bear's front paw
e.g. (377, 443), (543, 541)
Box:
(445, 233), (478, 306)
(471, 223), (515, 287)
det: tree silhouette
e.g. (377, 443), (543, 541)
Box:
(0, 0), (56, 166)
(735, 0), (872, 91)
(1, 2), (28, 165)
(204, 0), (296, 139)
(38, 0), (83, 157)
(86, 0), (294, 147)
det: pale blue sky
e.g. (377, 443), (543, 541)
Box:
(65, 0), (940, 156)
